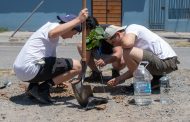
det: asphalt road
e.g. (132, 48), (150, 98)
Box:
(0, 45), (80, 69)
(173, 47), (190, 69)
(0, 45), (189, 69)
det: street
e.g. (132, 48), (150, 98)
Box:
(0, 45), (189, 69)
(0, 45), (190, 122)
(0, 45), (81, 69)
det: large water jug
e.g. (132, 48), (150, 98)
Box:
(133, 61), (153, 106)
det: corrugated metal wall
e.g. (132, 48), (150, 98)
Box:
(168, 0), (190, 19)
(149, 0), (165, 30)
(149, 0), (190, 31)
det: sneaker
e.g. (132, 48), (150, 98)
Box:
(26, 83), (38, 99)
(151, 75), (163, 94)
(27, 85), (50, 104)
(112, 69), (120, 78)
(26, 83), (38, 92)
(85, 71), (102, 82)
(39, 82), (56, 103)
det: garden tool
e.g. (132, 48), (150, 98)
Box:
(71, 0), (93, 107)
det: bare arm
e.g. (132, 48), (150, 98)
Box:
(107, 70), (133, 86)
(107, 33), (138, 86)
(104, 46), (123, 64)
(95, 46), (122, 67)
(48, 8), (88, 39)
(121, 33), (136, 49)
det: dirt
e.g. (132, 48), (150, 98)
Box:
(0, 69), (190, 122)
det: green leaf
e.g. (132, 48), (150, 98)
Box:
(86, 26), (105, 50)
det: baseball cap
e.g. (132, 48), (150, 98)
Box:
(104, 25), (127, 39)
(57, 14), (82, 32)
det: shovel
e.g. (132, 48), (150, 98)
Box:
(71, 0), (93, 107)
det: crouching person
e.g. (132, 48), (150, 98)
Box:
(104, 24), (180, 90)
(13, 8), (88, 104)
(77, 20), (125, 82)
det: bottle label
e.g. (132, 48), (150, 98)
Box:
(134, 82), (151, 93)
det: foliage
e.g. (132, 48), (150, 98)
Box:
(86, 26), (104, 50)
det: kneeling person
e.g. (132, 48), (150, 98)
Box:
(13, 9), (88, 104)
(77, 22), (126, 82)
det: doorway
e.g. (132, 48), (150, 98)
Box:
(149, 0), (166, 30)
(92, 0), (122, 26)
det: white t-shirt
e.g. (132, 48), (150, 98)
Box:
(13, 22), (59, 81)
(125, 24), (177, 59)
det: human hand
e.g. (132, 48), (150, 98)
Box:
(95, 58), (106, 67)
(107, 78), (120, 87)
(78, 8), (88, 23)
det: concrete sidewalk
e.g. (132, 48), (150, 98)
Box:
(0, 31), (190, 46)
(154, 31), (190, 42)
(0, 31), (81, 46)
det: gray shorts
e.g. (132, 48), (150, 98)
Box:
(142, 50), (180, 75)
(27, 57), (73, 83)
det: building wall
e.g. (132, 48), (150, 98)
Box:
(0, 0), (91, 31)
(122, 0), (149, 27)
(0, 0), (189, 32)
(122, 0), (190, 32)
(164, 0), (190, 32)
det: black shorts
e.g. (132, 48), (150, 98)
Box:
(142, 50), (180, 75)
(91, 48), (110, 59)
(27, 57), (73, 83)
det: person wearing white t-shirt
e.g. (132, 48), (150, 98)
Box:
(13, 8), (88, 104)
(104, 24), (180, 89)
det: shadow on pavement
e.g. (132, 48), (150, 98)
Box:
(10, 93), (39, 106)
(93, 84), (134, 96)
(84, 76), (111, 84)
(9, 92), (76, 107)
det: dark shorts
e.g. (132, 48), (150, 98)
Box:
(27, 57), (73, 83)
(142, 50), (180, 75)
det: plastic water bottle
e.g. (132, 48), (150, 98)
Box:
(160, 72), (171, 104)
(133, 61), (152, 106)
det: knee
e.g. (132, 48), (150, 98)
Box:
(112, 59), (126, 70)
(123, 48), (133, 56)
(123, 47), (143, 60)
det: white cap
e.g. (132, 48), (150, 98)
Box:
(104, 25), (127, 39)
